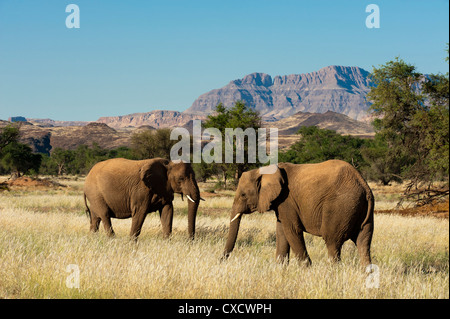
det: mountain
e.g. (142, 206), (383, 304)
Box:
(96, 110), (205, 129)
(25, 111), (205, 130)
(26, 118), (89, 127)
(1, 65), (376, 152)
(184, 65), (372, 121)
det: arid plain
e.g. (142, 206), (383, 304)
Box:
(0, 176), (448, 298)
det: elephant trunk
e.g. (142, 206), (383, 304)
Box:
(222, 208), (243, 259)
(186, 179), (200, 240)
(187, 198), (198, 240)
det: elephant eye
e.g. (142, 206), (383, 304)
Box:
(241, 193), (246, 198)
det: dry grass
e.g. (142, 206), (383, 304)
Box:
(0, 177), (448, 299)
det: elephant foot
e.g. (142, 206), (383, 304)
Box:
(297, 256), (312, 267)
(276, 255), (290, 266)
(220, 252), (231, 262)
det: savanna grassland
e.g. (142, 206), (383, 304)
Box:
(0, 176), (448, 299)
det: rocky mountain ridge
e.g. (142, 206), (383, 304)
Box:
(96, 110), (205, 129)
(19, 65), (373, 129)
(185, 65), (372, 121)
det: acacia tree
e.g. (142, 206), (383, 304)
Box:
(0, 125), (20, 153)
(202, 101), (261, 186)
(49, 148), (75, 175)
(0, 125), (42, 178)
(131, 128), (175, 160)
(367, 55), (449, 204)
(0, 141), (42, 178)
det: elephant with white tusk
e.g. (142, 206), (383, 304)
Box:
(83, 158), (202, 240)
(223, 160), (374, 267)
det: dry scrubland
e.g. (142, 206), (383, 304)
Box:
(0, 177), (448, 299)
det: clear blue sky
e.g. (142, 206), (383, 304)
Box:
(0, 0), (448, 121)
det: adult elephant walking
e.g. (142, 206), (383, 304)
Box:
(223, 160), (374, 266)
(84, 158), (202, 240)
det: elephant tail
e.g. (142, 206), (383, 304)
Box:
(361, 188), (374, 230)
(84, 193), (91, 219)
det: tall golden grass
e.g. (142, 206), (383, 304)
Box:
(0, 178), (448, 298)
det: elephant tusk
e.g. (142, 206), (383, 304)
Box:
(230, 213), (242, 223)
(186, 195), (195, 203)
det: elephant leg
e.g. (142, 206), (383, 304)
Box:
(130, 212), (147, 240)
(325, 239), (343, 263)
(101, 216), (115, 237)
(90, 215), (101, 233)
(355, 222), (373, 267)
(281, 221), (311, 266)
(89, 199), (114, 236)
(276, 220), (290, 263)
(321, 206), (348, 263)
(159, 204), (173, 238)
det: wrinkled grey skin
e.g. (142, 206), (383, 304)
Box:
(223, 160), (374, 266)
(84, 158), (201, 240)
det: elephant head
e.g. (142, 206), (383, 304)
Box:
(168, 160), (203, 239)
(223, 165), (285, 258)
(141, 159), (202, 239)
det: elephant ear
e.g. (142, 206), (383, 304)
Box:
(140, 158), (170, 197)
(257, 165), (284, 213)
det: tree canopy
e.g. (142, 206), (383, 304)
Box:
(201, 101), (262, 185)
(366, 55), (449, 203)
(279, 126), (368, 167)
(130, 128), (175, 160)
(0, 125), (42, 177)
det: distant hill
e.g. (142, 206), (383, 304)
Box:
(26, 118), (90, 127)
(0, 121), (140, 155)
(184, 65), (372, 121)
(263, 110), (375, 149)
(1, 108), (374, 154)
(271, 110), (374, 136)
(96, 110), (205, 129)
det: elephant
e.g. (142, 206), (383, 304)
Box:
(223, 160), (374, 266)
(83, 158), (202, 240)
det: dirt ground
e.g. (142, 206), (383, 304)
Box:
(376, 199), (449, 219)
(0, 176), (67, 190)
